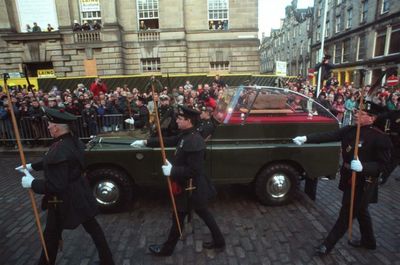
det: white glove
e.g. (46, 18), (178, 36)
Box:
(293, 136), (307, 146)
(130, 140), (146, 148)
(124, 118), (135, 125)
(15, 163), (33, 173)
(162, 160), (172, 177)
(350, 159), (363, 172)
(21, 170), (34, 189)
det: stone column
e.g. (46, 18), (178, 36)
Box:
(54, 0), (72, 30)
(1, 0), (17, 31)
(99, 0), (117, 26)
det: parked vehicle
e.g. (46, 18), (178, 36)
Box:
(85, 86), (340, 211)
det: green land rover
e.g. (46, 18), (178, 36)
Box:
(85, 86), (341, 211)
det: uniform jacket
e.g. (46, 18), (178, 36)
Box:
(147, 128), (215, 211)
(197, 118), (216, 139)
(307, 125), (392, 203)
(133, 105), (149, 129)
(31, 133), (98, 229)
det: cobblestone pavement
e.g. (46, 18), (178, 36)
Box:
(1, 153), (399, 265)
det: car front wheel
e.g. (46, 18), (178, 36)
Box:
(87, 168), (133, 212)
(255, 163), (298, 206)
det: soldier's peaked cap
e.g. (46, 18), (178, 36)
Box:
(44, 107), (77, 124)
(360, 101), (386, 116)
(178, 105), (201, 118)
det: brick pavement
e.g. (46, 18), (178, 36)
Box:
(0, 153), (399, 265)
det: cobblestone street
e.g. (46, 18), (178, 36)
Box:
(1, 153), (399, 265)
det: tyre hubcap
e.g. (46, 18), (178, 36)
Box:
(266, 174), (290, 199)
(93, 181), (120, 205)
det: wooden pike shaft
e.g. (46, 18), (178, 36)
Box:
(348, 89), (365, 241)
(150, 83), (182, 237)
(3, 75), (50, 263)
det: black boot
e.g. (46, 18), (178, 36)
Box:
(203, 241), (226, 251)
(348, 239), (376, 250)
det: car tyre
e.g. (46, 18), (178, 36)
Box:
(255, 163), (298, 206)
(87, 168), (133, 212)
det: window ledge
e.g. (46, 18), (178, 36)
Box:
(2, 32), (62, 42)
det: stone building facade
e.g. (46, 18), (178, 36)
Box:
(260, 2), (313, 77)
(312, 0), (400, 86)
(0, 0), (260, 77)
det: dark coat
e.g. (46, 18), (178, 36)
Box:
(157, 105), (178, 137)
(307, 125), (392, 203)
(196, 118), (216, 139)
(133, 105), (149, 129)
(147, 128), (215, 211)
(31, 133), (98, 229)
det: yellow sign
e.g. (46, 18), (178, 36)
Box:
(0, 78), (39, 91)
(37, 69), (55, 78)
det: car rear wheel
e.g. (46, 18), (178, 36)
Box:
(255, 163), (298, 206)
(87, 168), (133, 212)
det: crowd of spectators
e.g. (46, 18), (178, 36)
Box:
(25, 22), (55, 32)
(1, 73), (398, 148)
(0, 75), (227, 147)
(73, 20), (102, 31)
(283, 76), (400, 126)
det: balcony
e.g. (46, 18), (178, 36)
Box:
(74, 30), (101, 43)
(138, 30), (160, 42)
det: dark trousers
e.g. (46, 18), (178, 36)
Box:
(324, 184), (376, 250)
(162, 208), (225, 254)
(37, 210), (114, 265)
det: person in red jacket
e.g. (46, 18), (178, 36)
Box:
(90, 78), (107, 97)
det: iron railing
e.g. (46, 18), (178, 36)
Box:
(0, 114), (126, 146)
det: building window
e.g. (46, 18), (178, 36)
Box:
(317, 5), (321, 17)
(342, 39), (350, 62)
(137, 0), (159, 30)
(381, 0), (390, 14)
(360, 0), (368, 23)
(141, 58), (161, 72)
(374, 29), (386, 57)
(389, 25), (400, 54)
(346, 8), (352, 29)
(325, 20), (330, 37)
(316, 25), (321, 41)
(210, 61), (230, 71)
(336, 0), (342, 5)
(80, 0), (102, 24)
(334, 43), (342, 64)
(208, 0), (229, 30)
(335, 15), (341, 33)
(357, 34), (366, 60)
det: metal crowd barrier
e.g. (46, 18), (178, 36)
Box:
(0, 114), (126, 147)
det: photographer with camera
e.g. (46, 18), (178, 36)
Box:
(90, 78), (107, 97)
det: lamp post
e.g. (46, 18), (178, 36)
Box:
(316, 0), (329, 96)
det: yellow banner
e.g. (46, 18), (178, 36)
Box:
(0, 78), (39, 91)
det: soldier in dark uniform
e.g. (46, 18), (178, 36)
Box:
(197, 105), (217, 139)
(16, 108), (114, 265)
(374, 109), (400, 183)
(293, 101), (392, 255)
(133, 95), (149, 129)
(131, 105), (225, 256)
(152, 94), (178, 137)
